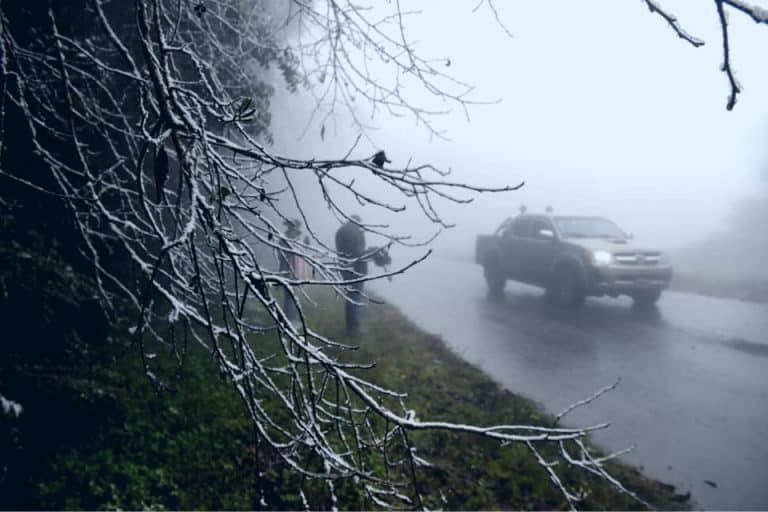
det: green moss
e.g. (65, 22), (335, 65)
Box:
(3, 292), (688, 510)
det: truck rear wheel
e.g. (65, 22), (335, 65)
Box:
(549, 266), (585, 309)
(484, 257), (506, 295)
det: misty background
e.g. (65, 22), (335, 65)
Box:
(266, 0), (768, 285)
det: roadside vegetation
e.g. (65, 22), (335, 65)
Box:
(1, 278), (688, 509)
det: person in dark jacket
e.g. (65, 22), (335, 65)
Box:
(335, 215), (367, 333)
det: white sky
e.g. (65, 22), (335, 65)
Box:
(269, 0), (768, 252)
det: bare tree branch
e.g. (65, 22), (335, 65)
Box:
(642, 0), (705, 47)
(715, 0), (741, 110)
(644, 0), (768, 110)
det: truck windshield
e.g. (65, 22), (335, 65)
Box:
(554, 217), (626, 239)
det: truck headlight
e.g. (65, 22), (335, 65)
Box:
(591, 250), (613, 266)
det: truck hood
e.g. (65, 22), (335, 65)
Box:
(566, 237), (663, 254)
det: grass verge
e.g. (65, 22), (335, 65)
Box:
(1, 292), (689, 510)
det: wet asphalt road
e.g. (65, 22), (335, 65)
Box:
(371, 255), (768, 510)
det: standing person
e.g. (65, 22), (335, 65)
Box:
(335, 215), (367, 334)
(278, 219), (302, 321)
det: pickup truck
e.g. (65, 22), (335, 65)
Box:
(475, 213), (673, 307)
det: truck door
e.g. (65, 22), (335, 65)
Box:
(517, 217), (558, 286)
(499, 217), (529, 280)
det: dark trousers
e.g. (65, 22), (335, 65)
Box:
(284, 288), (298, 322)
(341, 271), (364, 333)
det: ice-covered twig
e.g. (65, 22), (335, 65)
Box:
(0, 393), (23, 418)
(642, 0), (705, 47)
(643, 0), (768, 110)
(552, 378), (621, 427)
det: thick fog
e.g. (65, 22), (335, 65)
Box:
(267, 0), (768, 275)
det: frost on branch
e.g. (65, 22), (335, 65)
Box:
(643, 0), (768, 110)
(0, 1), (639, 508)
(0, 394), (23, 418)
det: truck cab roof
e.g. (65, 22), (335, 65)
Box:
(497, 214), (627, 241)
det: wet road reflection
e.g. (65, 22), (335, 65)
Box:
(373, 256), (768, 509)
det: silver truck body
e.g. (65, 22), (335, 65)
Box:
(475, 214), (673, 307)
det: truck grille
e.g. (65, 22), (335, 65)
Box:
(613, 252), (661, 266)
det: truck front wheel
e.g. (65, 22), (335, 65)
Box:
(484, 257), (506, 295)
(548, 266), (585, 309)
